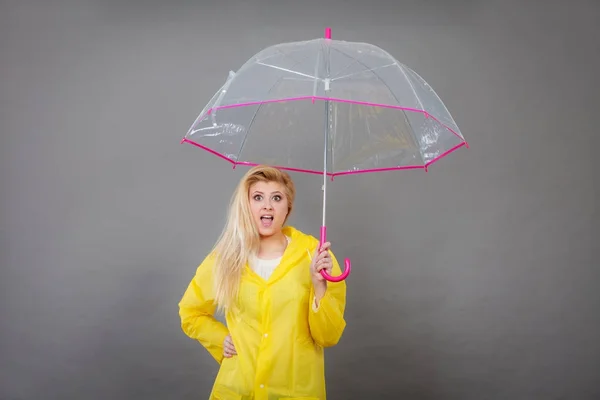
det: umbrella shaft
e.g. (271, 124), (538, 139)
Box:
(322, 45), (331, 237)
(322, 99), (329, 228)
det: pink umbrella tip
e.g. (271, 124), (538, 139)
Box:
(325, 27), (331, 39)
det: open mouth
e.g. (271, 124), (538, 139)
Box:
(260, 215), (274, 228)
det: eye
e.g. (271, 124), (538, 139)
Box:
(273, 195), (282, 201)
(253, 194), (263, 201)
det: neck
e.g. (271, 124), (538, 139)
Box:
(258, 230), (287, 259)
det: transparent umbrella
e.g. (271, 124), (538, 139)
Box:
(182, 27), (468, 281)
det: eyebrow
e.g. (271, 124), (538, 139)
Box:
(252, 191), (283, 195)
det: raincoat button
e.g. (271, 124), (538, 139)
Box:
(259, 384), (264, 388)
(264, 333), (268, 337)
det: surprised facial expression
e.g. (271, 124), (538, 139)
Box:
(249, 181), (289, 237)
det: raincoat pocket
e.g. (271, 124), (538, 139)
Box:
(212, 385), (243, 400)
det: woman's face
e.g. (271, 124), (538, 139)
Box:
(248, 180), (289, 238)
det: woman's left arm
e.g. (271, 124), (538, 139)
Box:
(308, 249), (347, 348)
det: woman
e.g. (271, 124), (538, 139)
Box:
(178, 165), (347, 400)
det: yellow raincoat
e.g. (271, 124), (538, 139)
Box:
(178, 226), (347, 400)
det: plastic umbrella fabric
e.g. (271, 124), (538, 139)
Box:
(181, 27), (468, 281)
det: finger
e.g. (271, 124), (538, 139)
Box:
(316, 262), (332, 272)
(224, 348), (235, 357)
(312, 254), (324, 269)
(315, 259), (327, 271)
(315, 242), (330, 254)
(317, 250), (330, 262)
(319, 242), (331, 252)
(225, 342), (236, 352)
(224, 337), (237, 353)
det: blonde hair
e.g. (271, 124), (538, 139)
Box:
(212, 165), (295, 313)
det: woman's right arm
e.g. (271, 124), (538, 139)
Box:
(178, 254), (230, 364)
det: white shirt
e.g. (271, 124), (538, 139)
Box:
(249, 235), (291, 281)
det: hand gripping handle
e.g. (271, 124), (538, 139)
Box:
(318, 226), (351, 282)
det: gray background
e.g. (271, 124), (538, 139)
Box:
(1, 0), (598, 399)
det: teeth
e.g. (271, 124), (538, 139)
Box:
(261, 216), (273, 220)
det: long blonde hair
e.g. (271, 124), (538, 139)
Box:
(212, 165), (296, 313)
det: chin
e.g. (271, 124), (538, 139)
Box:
(258, 228), (276, 237)
(256, 223), (282, 238)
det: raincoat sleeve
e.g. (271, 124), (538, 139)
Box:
(178, 254), (230, 364)
(308, 250), (347, 348)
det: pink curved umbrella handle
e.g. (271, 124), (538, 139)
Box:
(318, 226), (351, 282)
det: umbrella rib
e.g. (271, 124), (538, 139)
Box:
(328, 53), (367, 81)
(330, 63), (396, 82)
(392, 65), (429, 165)
(235, 55), (315, 164)
(396, 64), (425, 112)
(329, 47), (397, 100)
(234, 104), (263, 165)
(256, 62), (317, 80)
(329, 47), (427, 167)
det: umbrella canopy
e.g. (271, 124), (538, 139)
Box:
(182, 28), (468, 281)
